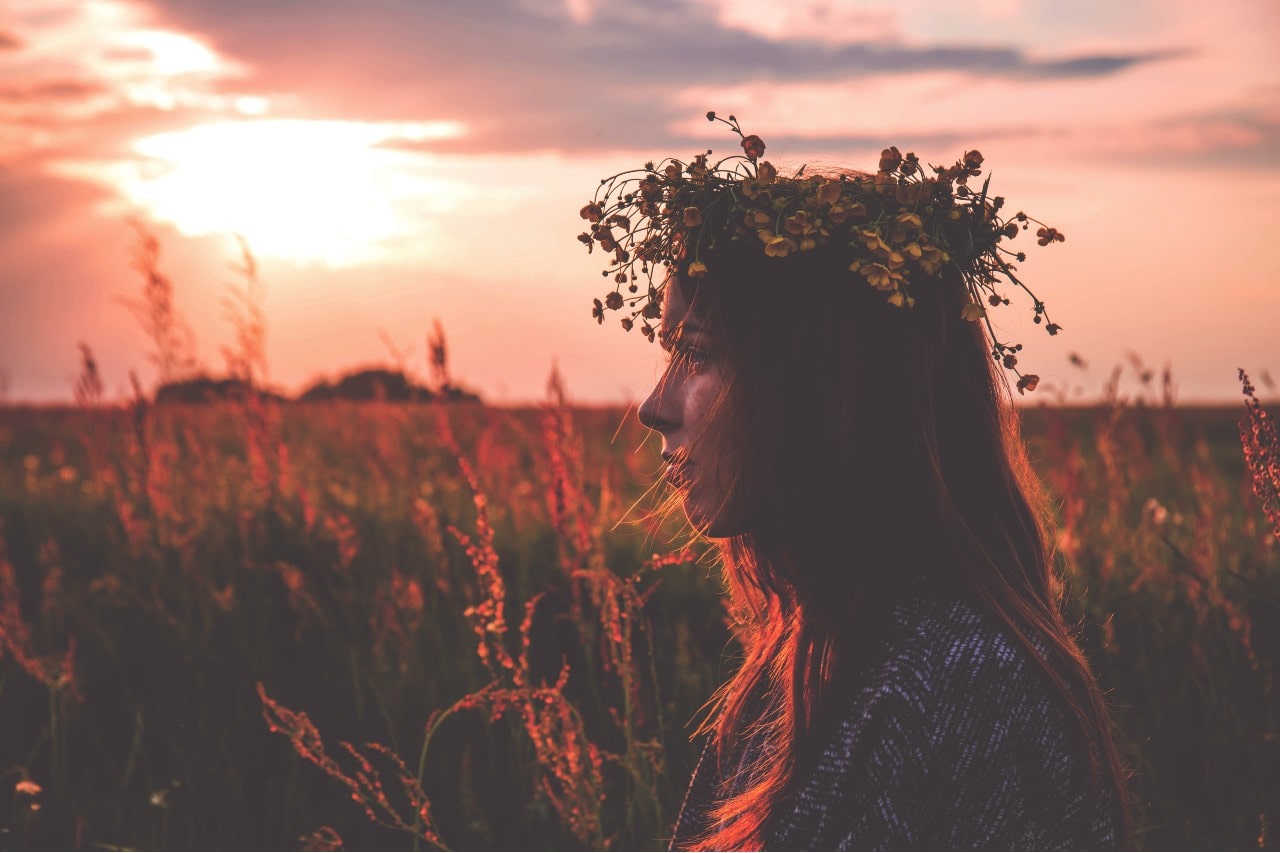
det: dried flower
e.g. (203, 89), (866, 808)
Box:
(1036, 226), (1065, 246)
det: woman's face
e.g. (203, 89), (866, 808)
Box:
(637, 282), (744, 537)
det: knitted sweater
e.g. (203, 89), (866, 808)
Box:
(669, 597), (1119, 850)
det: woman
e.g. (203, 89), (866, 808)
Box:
(579, 114), (1128, 850)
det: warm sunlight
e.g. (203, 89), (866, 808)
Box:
(60, 118), (469, 267)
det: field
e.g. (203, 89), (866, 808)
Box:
(1, 386), (1277, 850)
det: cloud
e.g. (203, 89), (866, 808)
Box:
(0, 79), (105, 102)
(141, 0), (1185, 157)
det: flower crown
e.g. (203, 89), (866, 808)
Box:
(578, 113), (1066, 393)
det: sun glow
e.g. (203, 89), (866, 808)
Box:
(60, 119), (469, 266)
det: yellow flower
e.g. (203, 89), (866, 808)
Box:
(757, 161), (778, 184)
(765, 235), (798, 257)
(799, 236), (817, 252)
(960, 302), (987, 322)
(687, 261), (708, 277)
(887, 291), (907, 308)
(861, 262), (896, 290)
(890, 212), (922, 243)
(859, 229), (888, 253)
(919, 244), (948, 275)
(902, 242), (923, 260)
(784, 209), (816, 236)
(815, 180), (842, 206)
(745, 210), (771, 228)
(848, 259), (862, 273)
(886, 251), (905, 270)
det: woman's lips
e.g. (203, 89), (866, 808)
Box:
(665, 459), (691, 488)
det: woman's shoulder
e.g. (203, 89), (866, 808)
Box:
(768, 595), (1118, 849)
(875, 595), (1048, 705)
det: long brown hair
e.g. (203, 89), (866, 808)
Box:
(665, 235), (1129, 850)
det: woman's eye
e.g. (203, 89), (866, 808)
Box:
(670, 345), (709, 371)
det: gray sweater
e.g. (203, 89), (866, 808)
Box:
(670, 597), (1119, 850)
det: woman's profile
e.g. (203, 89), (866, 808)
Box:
(578, 113), (1128, 850)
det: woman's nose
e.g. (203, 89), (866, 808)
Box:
(638, 376), (678, 433)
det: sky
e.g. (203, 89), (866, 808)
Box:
(0, 0), (1277, 405)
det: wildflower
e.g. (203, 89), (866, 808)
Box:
(918, 244), (948, 275)
(964, 149), (984, 170)
(683, 207), (703, 227)
(15, 779), (41, 796)
(783, 210), (816, 236)
(858, 228), (889, 253)
(687, 261), (708, 277)
(960, 302), (987, 322)
(887, 291), (908, 308)
(756, 161), (778, 184)
(1144, 497), (1170, 526)
(1016, 374), (1040, 394)
(765, 235), (797, 258)
(741, 134), (766, 160)
(861, 262), (895, 290)
(579, 202), (603, 222)
(1036, 226), (1065, 246)
(878, 146), (903, 172)
(816, 179), (843, 206)
(604, 292), (623, 311)
(890, 213), (922, 243)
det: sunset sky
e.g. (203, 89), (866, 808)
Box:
(1, 0), (1277, 405)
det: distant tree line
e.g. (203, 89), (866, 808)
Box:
(155, 368), (480, 405)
